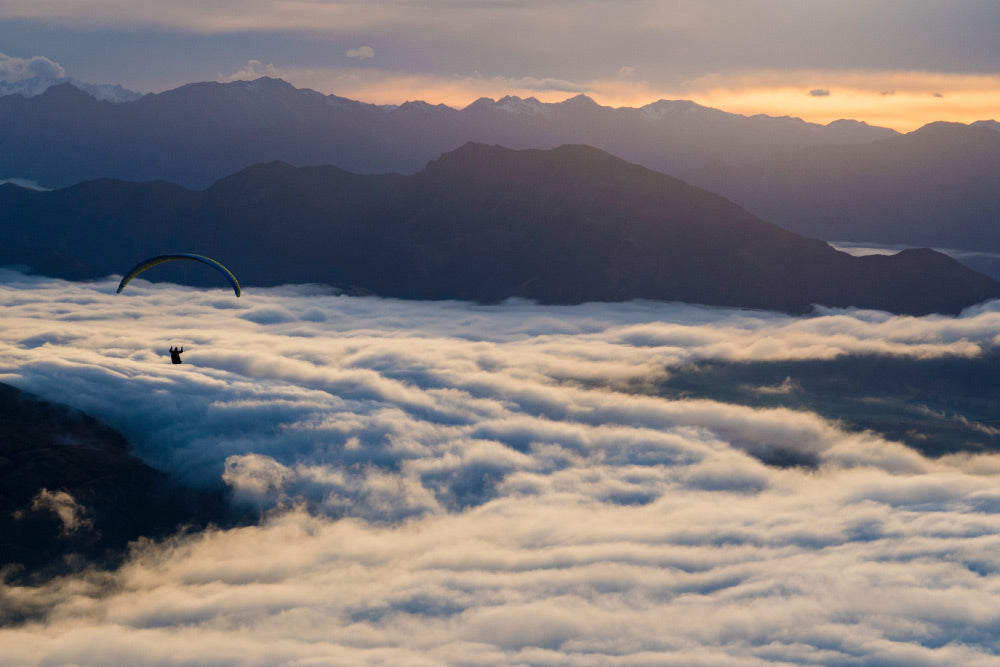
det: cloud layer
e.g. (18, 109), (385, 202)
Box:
(2, 272), (1000, 665)
(5, 1), (1000, 76)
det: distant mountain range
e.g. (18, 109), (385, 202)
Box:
(0, 75), (142, 103)
(5, 76), (1000, 266)
(0, 76), (896, 190)
(3, 143), (997, 315)
(689, 121), (1000, 255)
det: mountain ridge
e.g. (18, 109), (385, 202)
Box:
(3, 142), (997, 315)
(0, 75), (142, 102)
(6, 76), (1000, 268)
(0, 76), (899, 189)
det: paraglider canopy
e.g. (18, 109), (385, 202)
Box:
(116, 253), (241, 297)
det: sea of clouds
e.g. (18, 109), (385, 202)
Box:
(2, 269), (1000, 666)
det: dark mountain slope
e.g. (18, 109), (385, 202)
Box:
(3, 143), (998, 315)
(0, 178), (199, 279)
(691, 122), (1000, 252)
(0, 383), (232, 588)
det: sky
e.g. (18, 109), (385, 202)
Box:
(3, 271), (1000, 665)
(2, 1), (1000, 131)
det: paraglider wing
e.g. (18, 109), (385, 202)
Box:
(116, 253), (241, 296)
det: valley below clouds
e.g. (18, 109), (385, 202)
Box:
(3, 270), (1000, 666)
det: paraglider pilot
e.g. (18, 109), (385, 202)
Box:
(169, 346), (184, 364)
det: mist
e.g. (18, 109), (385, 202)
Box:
(3, 270), (1000, 666)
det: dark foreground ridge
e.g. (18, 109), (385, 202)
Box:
(0, 383), (232, 589)
(3, 142), (999, 314)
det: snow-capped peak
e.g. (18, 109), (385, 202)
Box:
(0, 76), (142, 102)
(495, 95), (550, 116)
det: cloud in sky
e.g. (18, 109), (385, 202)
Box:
(22, 489), (92, 535)
(0, 178), (49, 190)
(617, 66), (637, 80)
(219, 59), (281, 83)
(346, 46), (374, 60)
(808, 88), (831, 97)
(5, 0), (999, 75)
(0, 51), (65, 82)
(505, 76), (587, 93)
(2, 272), (1000, 664)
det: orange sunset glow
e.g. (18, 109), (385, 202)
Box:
(230, 66), (1000, 133)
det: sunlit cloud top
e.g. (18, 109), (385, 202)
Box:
(1, 1), (999, 130)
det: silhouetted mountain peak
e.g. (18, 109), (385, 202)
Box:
(825, 118), (895, 134)
(904, 121), (1000, 143)
(555, 94), (600, 110)
(463, 96), (495, 110)
(243, 76), (298, 94)
(885, 121), (1000, 155)
(640, 99), (713, 119)
(398, 99), (452, 113)
(421, 142), (513, 178)
(914, 120), (972, 132)
(145, 77), (319, 107)
(421, 142), (640, 184)
(36, 82), (99, 103)
(827, 118), (871, 129)
(496, 95), (549, 115)
(461, 95), (552, 117)
(231, 159), (297, 176)
(0, 77), (142, 102)
(821, 118), (899, 143)
(207, 160), (329, 194)
(972, 119), (1000, 133)
(0, 181), (36, 193)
